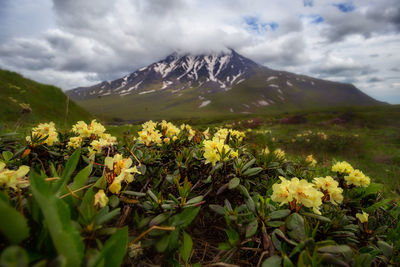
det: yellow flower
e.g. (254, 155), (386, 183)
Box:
(94, 189), (109, 208)
(163, 137), (170, 144)
(105, 154), (141, 185)
(0, 163), (30, 190)
(356, 211), (369, 223)
(203, 128), (210, 140)
(331, 161), (354, 175)
(230, 150), (239, 159)
(262, 147), (270, 155)
(344, 169), (370, 187)
(27, 122), (59, 146)
(306, 154), (317, 167)
(109, 180), (122, 194)
(271, 176), (292, 205)
(172, 136), (178, 142)
(272, 177), (324, 215)
(274, 149), (285, 160)
(67, 136), (82, 149)
(313, 176), (343, 205)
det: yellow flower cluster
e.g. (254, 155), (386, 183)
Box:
(26, 122), (58, 146)
(262, 147), (270, 156)
(317, 131), (328, 140)
(344, 169), (370, 187)
(72, 120), (106, 138)
(271, 176), (324, 214)
(331, 161), (354, 175)
(88, 134), (118, 158)
(203, 138), (238, 166)
(273, 148), (285, 160)
(306, 154), (317, 166)
(160, 120), (181, 138)
(0, 162), (30, 190)
(180, 124), (196, 141)
(213, 128), (245, 142)
(313, 176), (343, 205)
(67, 136), (82, 149)
(356, 211), (369, 223)
(105, 154), (141, 194)
(138, 120), (163, 146)
(69, 120), (117, 156)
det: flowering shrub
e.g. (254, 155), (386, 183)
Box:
(0, 120), (398, 266)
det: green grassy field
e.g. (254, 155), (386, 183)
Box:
(0, 69), (92, 130)
(106, 105), (400, 197)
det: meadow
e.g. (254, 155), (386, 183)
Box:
(0, 104), (399, 266)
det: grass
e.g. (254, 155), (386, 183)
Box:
(107, 104), (400, 197)
(0, 69), (93, 130)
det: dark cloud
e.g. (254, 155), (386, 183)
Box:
(0, 0), (399, 103)
(322, 0), (400, 42)
(368, 77), (382, 83)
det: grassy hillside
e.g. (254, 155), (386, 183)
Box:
(0, 69), (92, 127)
(74, 69), (382, 122)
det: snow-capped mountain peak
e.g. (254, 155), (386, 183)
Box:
(67, 50), (261, 100)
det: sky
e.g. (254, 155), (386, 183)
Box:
(0, 0), (399, 103)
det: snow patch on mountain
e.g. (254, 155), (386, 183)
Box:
(199, 100), (211, 108)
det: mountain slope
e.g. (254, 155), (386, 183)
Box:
(0, 69), (92, 126)
(67, 50), (382, 121)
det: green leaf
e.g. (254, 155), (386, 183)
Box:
(242, 167), (263, 177)
(63, 164), (93, 196)
(186, 196), (203, 205)
(0, 246), (28, 267)
(377, 240), (393, 258)
(108, 195), (120, 208)
(245, 197), (256, 213)
(2, 151), (13, 161)
(242, 158), (256, 172)
(318, 245), (353, 259)
(179, 231), (193, 263)
(156, 234), (170, 252)
(147, 189), (158, 202)
(0, 198), (29, 244)
(365, 198), (392, 213)
(286, 213), (306, 242)
(89, 227), (128, 267)
(209, 204), (226, 215)
(150, 213), (170, 227)
(174, 207), (200, 228)
(301, 212), (331, 223)
(218, 242), (232, 250)
(266, 221), (285, 227)
(94, 208), (121, 225)
(269, 209), (291, 220)
(30, 171), (84, 267)
(245, 219), (258, 238)
(228, 177), (240, 189)
(283, 255), (295, 267)
(262, 255), (282, 267)
(225, 228), (239, 246)
(53, 149), (81, 194)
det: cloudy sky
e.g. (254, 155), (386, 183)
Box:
(0, 0), (399, 103)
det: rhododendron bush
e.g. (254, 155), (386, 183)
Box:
(0, 120), (398, 266)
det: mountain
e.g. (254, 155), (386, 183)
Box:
(0, 69), (92, 126)
(67, 49), (381, 121)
